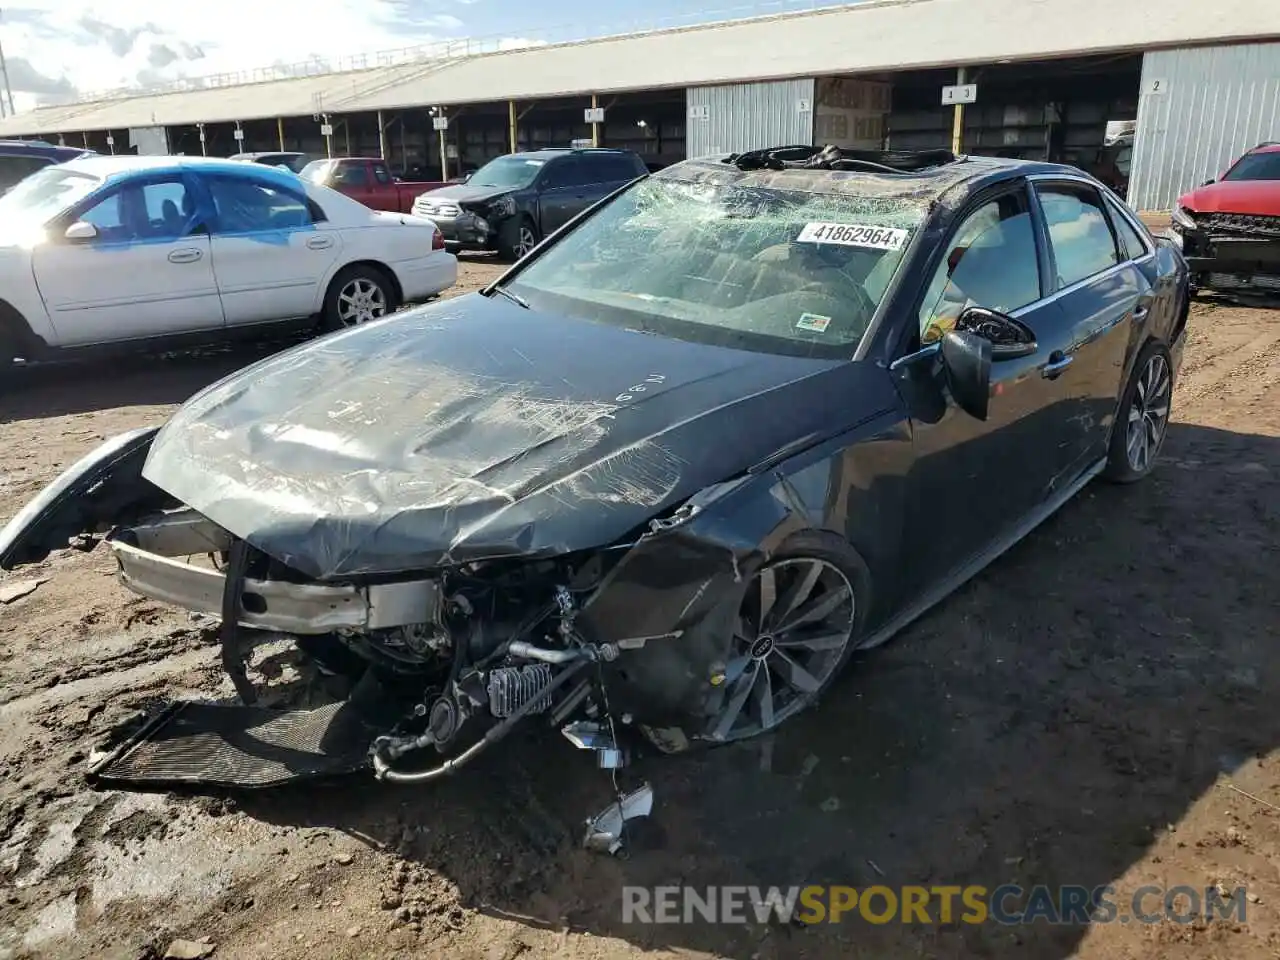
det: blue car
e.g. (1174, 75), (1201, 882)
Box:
(0, 139), (96, 193)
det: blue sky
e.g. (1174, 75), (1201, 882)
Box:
(0, 0), (850, 113)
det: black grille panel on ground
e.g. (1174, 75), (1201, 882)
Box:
(88, 700), (377, 790)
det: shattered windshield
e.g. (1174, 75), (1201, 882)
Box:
(506, 174), (925, 358)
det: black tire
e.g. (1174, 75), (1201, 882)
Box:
(497, 216), (539, 262)
(320, 264), (399, 333)
(1102, 340), (1174, 484)
(657, 530), (872, 750)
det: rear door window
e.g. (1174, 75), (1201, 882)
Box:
(1103, 195), (1150, 260)
(1034, 183), (1121, 288)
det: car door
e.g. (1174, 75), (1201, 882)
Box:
(204, 172), (342, 326)
(1028, 178), (1144, 473)
(31, 174), (223, 346)
(899, 183), (1080, 586)
(536, 157), (588, 234)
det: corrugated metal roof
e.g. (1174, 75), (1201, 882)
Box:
(4, 0), (1279, 137)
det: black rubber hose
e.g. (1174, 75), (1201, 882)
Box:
(372, 657), (592, 783)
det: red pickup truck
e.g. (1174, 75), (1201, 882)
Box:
(299, 157), (446, 213)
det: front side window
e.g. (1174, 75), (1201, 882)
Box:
(206, 176), (314, 233)
(75, 178), (197, 243)
(1223, 151), (1280, 182)
(1036, 183), (1120, 288)
(918, 193), (1042, 345)
(506, 174), (925, 359)
(581, 155), (639, 184)
(539, 158), (583, 190)
(373, 163), (392, 184)
(0, 165), (102, 228)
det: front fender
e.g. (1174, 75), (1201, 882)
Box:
(0, 427), (175, 570)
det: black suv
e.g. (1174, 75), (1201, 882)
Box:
(0, 140), (94, 193)
(411, 147), (648, 260)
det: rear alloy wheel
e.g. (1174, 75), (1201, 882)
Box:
(322, 265), (398, 332)
(337, 277), (389, 326)
(703, 556), (858, 743)
(1103, 341), (1173, 483)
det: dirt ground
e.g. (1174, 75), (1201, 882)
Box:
(1, 258), (1279, 960)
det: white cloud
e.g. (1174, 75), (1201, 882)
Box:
(0, 0), (474, 113)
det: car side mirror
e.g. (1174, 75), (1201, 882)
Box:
(64, 221), (98, 242)
(1202, 178), (1216, 186)
(940, 330), (992, 421)
(957, 306), (1039, 361)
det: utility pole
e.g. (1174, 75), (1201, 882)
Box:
(0, 8), (15, 118)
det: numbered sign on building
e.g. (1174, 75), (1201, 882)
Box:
(941, 84), (978, 106)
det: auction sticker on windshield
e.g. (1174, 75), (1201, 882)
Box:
(796, 222), (908, 250)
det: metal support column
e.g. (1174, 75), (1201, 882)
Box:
(378, 110), (388, 162)
(591, 93), (600, 147)
(509, 100), (518, 153)
(277, 117), (286, 151)
(951, 66), (967, 155)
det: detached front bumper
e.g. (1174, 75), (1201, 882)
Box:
(108, 510), (439, 635)
(1174, 219), (1280, 292)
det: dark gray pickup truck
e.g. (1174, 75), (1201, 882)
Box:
(410, 147), (648, 260)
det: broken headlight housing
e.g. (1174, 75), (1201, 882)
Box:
(489, 195), (517, 219)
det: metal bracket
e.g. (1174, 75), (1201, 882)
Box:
(583, 782), (654, 856)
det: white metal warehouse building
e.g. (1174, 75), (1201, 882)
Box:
(2, 0), (1278, 211)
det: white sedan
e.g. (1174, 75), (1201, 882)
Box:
(0, 155), (457, 364)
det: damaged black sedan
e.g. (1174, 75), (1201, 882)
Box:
(0, 146), (1189, 834)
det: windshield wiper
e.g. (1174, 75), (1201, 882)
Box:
(488, 284), (530, 309)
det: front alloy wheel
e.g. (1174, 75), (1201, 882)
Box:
(704, 557), (856, 742)
(512, 224), (537, 259)
(337, 277), (389, 326)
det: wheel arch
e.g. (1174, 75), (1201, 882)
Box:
(320, 259), (404, 314)
(0, 297), (50, 357)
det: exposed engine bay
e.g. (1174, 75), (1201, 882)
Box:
(93, 504), (673, 854)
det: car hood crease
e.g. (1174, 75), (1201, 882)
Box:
(141, 293), (895, 580)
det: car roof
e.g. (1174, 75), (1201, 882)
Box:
(655, 149), (1090, 211)
(58, 154), (307, 188)
(0, 140), (93, 163)
(1248, 143), (1280, 155)
(511, 148), (640, 160)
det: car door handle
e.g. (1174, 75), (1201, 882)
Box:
(1042, 351), (1074, 379)
(306, 236), (335, 250)
(167, 248), (203, 264)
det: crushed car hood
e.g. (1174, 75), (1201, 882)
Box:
(1180, 180), (1280, 216)
(421, 183), (515, 205)
(142, 293), (899, 580)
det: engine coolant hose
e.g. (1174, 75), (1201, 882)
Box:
(372, 657), (592, 783)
